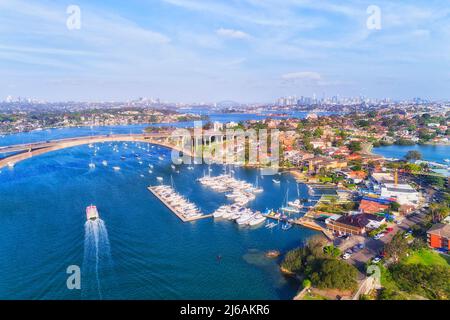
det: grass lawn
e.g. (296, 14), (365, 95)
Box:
(404, 249), (450, 267)
(302, 292), (328, 300)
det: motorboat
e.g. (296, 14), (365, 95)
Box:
(86, 205), (99, 221)
(248, 213), (266, 226)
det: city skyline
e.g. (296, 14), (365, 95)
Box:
(0, 0), (449, 102)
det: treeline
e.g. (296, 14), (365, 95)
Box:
(281, 236), (358, 291)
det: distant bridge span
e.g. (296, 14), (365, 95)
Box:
(0, 133), (193, 169)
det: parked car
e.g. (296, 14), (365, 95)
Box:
(342, 253), (351, 260)
(386, 227), (394, 233)
(372, 256), (382, 263)
(357, 243), (365, 249)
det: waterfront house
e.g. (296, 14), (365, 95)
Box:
(427, 224), (450, 253)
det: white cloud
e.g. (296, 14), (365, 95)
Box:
(216, 28), (250, 39)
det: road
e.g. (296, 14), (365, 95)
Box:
(336, 210), (426, 274)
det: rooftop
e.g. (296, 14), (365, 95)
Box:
(428, 223), (450, 239)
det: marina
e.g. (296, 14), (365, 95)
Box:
(198, 173), (262, 206)
(148, 185), (212, 222)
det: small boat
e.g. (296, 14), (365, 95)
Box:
(140, 174), (145, 178)
(288, 199), (303, 209)
(281, 206), (300, 213)
(149, 164), (154, 169)
(187, 166), (194, 170)
(444, 159), (450, 163)
(157, 177), (163, 181)
(158, 156), (164, 161)
(272, 179), (280, 184)
(121, 156), (126, 160)
(7, 162), (14, 168)
(88, 162), (96, 169)
(86, 205), (99, 221)
(113, 166), (121, 171)
(265, 221), (277, 229)
(138, 161), (143, 165)
(171, 165), (176, 170)
(148, 170), (153, 174)
(102, 160), (108, 166)
(281, 222), (292, 231)
(248, 213), (266, 226)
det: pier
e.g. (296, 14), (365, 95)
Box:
(263, 214), (334, 240)
(148, 186), (212, 222)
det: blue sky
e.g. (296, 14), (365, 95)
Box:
(0, 0), (449, 102)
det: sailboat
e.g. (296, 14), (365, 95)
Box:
(253, 175), (263, 193)
(281, 188), (300, 213)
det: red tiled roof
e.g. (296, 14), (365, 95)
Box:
(359, 199), (389, 214)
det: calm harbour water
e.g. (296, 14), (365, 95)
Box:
(0, 138), (317, 299)
(0, 116), (448, 299)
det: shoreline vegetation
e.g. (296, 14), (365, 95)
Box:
(279, 235), (359, 300)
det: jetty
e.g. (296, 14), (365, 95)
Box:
(148, 186), (212, 222)
(263, 213), (334, 240)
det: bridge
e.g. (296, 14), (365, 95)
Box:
(0, 132), (192, 169)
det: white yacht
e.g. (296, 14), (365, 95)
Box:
(248, 213), (266, 226)
(236, 212), (255, 225)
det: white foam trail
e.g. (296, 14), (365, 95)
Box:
(82, 218), (113, 299)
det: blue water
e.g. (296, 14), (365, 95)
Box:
(0, 139), (317, 299)
(373, 144), (450, 165)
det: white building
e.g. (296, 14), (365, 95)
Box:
(380, 183), (420, 205)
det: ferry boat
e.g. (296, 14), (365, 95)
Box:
(86, 205), (99, 221)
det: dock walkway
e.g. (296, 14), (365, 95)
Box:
(148, 186), (212, 222)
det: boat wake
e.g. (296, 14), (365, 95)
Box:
(82, 219), (114, 299)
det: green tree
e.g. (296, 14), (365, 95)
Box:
(405, 150), (422, 161)
(384, 233), (409, 263)
(348, 141), (362, 153)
